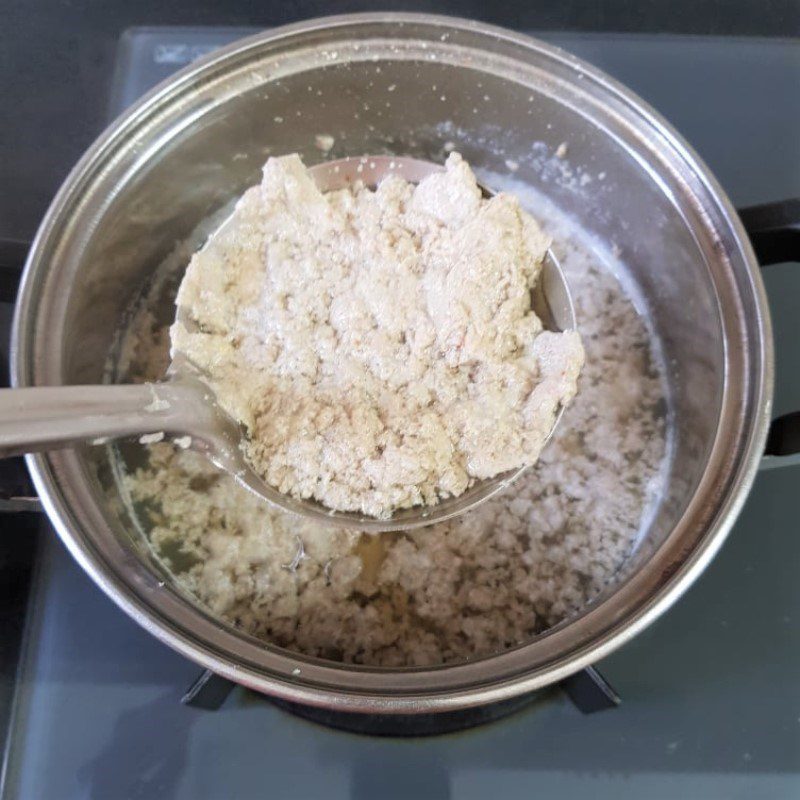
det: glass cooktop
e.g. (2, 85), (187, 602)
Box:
(2, 26), (798, 800)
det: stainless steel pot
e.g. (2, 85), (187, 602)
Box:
(10, 14), (789, 712)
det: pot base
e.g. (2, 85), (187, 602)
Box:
(182, 667), (619, 736)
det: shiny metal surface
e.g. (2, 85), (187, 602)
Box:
(0, 375), (273, 521)
(0, 383), (179, 459)
(11, 14), (772, 711)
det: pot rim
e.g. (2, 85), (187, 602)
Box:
(12, 12), (773, 712)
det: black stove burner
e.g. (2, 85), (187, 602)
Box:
(268, 694), (543, 737)
(182, 666), (620, 736)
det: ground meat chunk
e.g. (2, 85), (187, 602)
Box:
(171, 153), (584, 518)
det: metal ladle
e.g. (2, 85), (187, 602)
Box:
(0, 156), (576, 532)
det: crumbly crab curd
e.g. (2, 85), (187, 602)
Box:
(171, 152), (584, 518)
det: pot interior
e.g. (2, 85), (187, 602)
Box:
(17, 18), (764, 704)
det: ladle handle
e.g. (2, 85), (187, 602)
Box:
(0, 383), (194, 459)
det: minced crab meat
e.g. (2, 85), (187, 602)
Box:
(171, 152), (584, 518)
